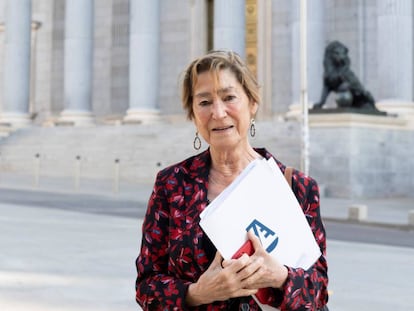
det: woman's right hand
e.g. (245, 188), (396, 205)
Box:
(186, 251), (258, 306)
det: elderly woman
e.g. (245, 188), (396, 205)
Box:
(135, 50), (329, 310)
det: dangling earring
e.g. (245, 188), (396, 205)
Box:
(250, 118), (256, 137)
(193, 132), (201, 150)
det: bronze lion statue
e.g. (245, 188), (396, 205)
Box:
(313, 40), (378, 111)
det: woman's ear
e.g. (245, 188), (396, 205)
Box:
(192, 115), (199, 129)
(250, 101), (258, 116)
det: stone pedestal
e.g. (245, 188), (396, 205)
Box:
(376, 100), (414, 123)
(57, 110), (94, 127)
(348, 204), (368, 221)
(309, 113), (413, 198)
(123, 108), (161, 124)
(409, 210), (414, 226)
(0, 124), (11, 138)
(0, 113), (31, 128)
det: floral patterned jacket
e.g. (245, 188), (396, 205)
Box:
(135, 148), (329, 310)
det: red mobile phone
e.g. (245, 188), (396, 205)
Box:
(231, 240), (271, 304)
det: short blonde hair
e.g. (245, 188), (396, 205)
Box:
(181, 50), (261, 120)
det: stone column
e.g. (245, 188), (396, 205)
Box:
(124, 0), (160, 124)
(256, 0), (272, 118)
(376, 0), (414, 118)
(190, 0), (207, 59)
(213, 0), (246, 58)
(289, 0), (324, 117)
(59, 0), (94, 126)
(0, 0), (32, 127)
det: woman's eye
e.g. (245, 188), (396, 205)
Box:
(199, 100), (211, 106)
(224, 95), (236, 102)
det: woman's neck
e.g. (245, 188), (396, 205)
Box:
(209, 146), (261, 180)
(207, 146), (261, 202)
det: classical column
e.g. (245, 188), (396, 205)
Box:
(213, 0), (246, 58)
(124, 0), (160, 124)
(190, 0), (207, 59)
(257, 0), (272, 118)
(290, 0), (324, 115)
(59, 0), (94, 126)
(0, 0), (32, 127)
(376, 0), (414, 117)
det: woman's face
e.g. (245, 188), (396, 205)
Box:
(192, 69), (257, 151)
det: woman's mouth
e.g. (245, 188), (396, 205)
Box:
(212, 125), (234, 132)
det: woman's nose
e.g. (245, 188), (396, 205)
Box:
(211, 100), (226, 119)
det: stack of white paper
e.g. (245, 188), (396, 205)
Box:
(199, 158), (321, 310)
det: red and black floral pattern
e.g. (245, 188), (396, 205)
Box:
(135, 148), (329, 310)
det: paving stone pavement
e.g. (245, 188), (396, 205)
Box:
(0, 175), (413, 310)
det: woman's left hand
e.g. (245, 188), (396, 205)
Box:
(222, 230), (288, 290)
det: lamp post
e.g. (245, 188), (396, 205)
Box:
(300, 0), (309, 175)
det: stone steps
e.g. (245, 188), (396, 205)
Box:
(0, 120), (301, 186)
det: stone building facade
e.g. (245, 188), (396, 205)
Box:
(1, 0), (414, 124)
(0, 0), (413, 198)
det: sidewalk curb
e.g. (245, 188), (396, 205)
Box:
(1, 184), (412, 231)
(323, 216), (414, 231)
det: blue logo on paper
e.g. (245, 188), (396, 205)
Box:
(246, 219), (279, 253)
